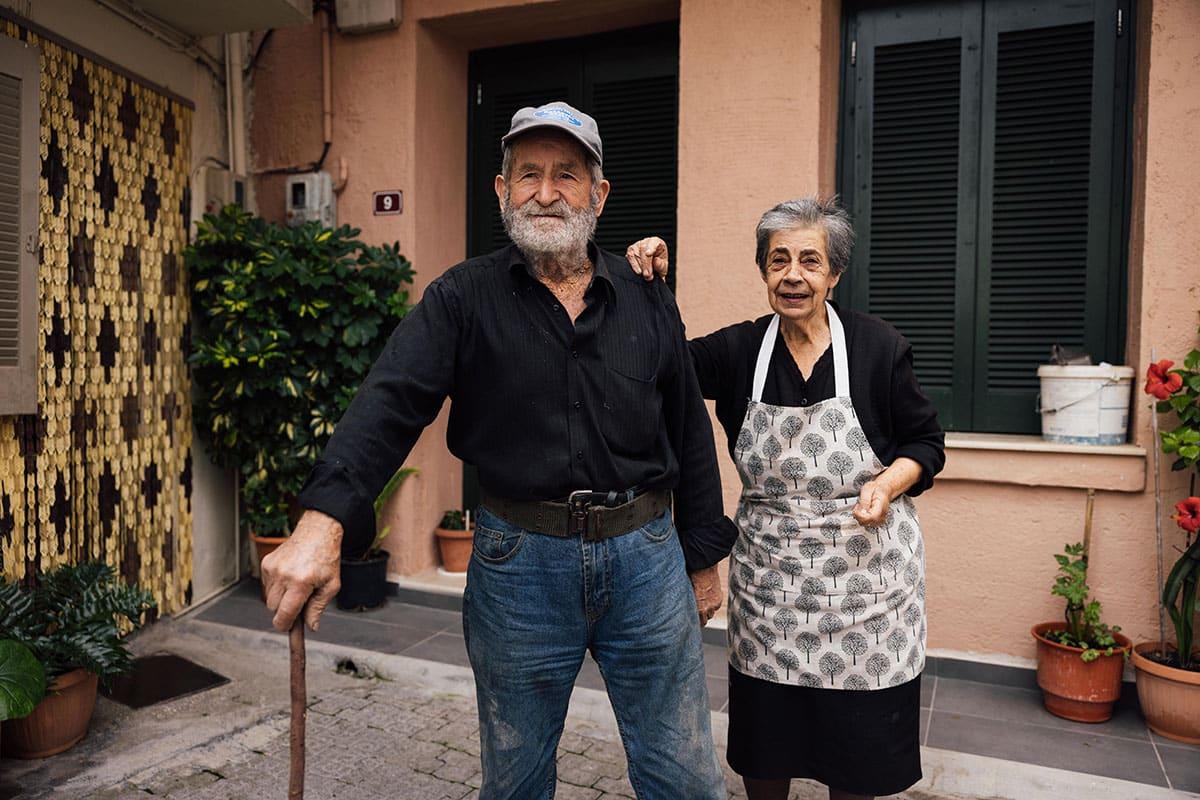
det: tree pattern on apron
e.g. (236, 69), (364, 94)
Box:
(728, 305), (926, 690)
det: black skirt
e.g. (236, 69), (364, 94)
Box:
(726, 665), (923, 796)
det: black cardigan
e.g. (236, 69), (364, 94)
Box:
(688, 303), (946, 495)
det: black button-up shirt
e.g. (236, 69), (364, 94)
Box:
(298, 243), (736, 570)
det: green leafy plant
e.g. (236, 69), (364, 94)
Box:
(361, 467), (419, 560)
(1044, 543), (1123, 662)
(1145, 316), (1200, 670)
(186, 205), (414, 536)
(0, 563), (156, 688)
(0, 639), (45, 721)
(438, 510), (466, 531)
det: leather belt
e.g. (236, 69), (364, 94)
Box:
(480, 489), (671, 542)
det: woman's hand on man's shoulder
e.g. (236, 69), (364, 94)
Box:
(625, 237), (670, 281)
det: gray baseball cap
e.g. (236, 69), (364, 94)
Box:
(501, 102), (603, 167)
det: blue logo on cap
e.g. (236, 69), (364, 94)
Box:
(534, 106), (583, 127)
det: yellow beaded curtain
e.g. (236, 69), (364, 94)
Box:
(0, 19), (194, 614)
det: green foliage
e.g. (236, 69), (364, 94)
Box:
(1162, 536), (1200, 670)
(1148, 317), (1200, 670)
(438, 510), (466, 531)
(0, 563), (156, 688)
(362, 467), (419, 559)
(186, 206), (414, 536)
(1045, 543), (1123, 662)
(0, 640), (45, 721)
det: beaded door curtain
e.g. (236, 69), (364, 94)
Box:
(0, 18), (194, 613)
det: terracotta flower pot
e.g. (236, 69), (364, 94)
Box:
(1031, 622), (1131, 722)
(250, 532), (287, 600)
(435, 526), (473, 573)
(1131, 642), (1200, 745)
(2, 668), (98, 759)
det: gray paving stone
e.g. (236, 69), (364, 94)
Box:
(557, 750), (627, 786)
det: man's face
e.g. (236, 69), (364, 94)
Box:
(761, 226), (841, 323)
(495, 132), (610, 258)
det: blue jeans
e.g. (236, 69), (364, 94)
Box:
(463, 506), (724, 800)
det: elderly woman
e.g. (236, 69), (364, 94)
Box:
(626, 197), (944, 800)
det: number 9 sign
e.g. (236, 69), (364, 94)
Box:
(373, 191), (403, 216)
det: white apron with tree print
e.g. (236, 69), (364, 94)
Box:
(728, 304), (927, 690)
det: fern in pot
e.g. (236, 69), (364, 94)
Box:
(0, 563), (154, 758)
(186, 206), (413, 584)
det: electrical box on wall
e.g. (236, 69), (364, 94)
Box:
(285, 171), (336, 228)
(335, 0), (400, 34)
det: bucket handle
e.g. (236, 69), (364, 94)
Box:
(1035, 378), (1121, 415)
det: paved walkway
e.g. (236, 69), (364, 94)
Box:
(4, 615), (954, 800)
(5, 587), (1196, 800)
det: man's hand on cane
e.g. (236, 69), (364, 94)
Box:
(262, 509), (344, 632)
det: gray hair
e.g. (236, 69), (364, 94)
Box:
(754, 196), (855, 275)
(501, 143), (605, 206)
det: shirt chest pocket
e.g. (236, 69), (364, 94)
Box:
(602, 359), (662, 457)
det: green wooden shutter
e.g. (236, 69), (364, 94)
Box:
(972, 1), (1128, 432)
(585, 36), (678, 287)
(840, 0), (1131, 434)
(841, 2), (983, 431)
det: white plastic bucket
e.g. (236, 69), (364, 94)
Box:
(1036, 364), (1134, 445)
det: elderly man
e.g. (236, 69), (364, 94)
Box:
(262, 102), (734, 799)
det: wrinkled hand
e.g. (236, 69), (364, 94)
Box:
(689, 565), (722, 627)
(261, 510), (343, 632)
(625, 237), (670, 281)
(853, 480), (891, 528)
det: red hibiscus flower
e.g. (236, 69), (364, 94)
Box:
(1174, 497), (1200, 534)
(1145, 359), (1183, 400)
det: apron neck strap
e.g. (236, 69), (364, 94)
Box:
(828, 302), (851, 398)
(751, 303), (850, 403)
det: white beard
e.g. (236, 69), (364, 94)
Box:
(502, 192), (597, 270)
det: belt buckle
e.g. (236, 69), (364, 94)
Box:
(568, 489), (594, 539)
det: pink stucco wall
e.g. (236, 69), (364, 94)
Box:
(249, 0), (1200, 662)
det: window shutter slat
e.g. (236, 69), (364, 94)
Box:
(867, 38), (963, 397)
(589, 74), (677, 286)
(0, 71), (20, 367)
(974, 16), (1110, 431)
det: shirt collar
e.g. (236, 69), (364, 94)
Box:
(507, 241), (615, 300)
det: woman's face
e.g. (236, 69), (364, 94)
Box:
(762, 225), (841, 324)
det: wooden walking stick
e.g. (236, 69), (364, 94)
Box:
(289, 617), (307, 800)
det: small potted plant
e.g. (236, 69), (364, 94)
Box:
(0, 563), (155, 758)
(1032, 531), (1130, 723)
(338, 467), (418, 611)
(435, 510), (473, 574)
(0, 639), (46, 754)
(1133, 328), (1200, 744)
(187, 205), (413, 583)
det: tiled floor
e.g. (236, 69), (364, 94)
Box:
(196, 581), (1200, 793)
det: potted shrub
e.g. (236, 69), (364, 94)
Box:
(435, 510), (473, 574)
(0, 639), (46, 754)
(1133, 332), (1200, 744)
(338, 467), (418, 611)
(0, 563), (154, 758)
(1031, 534), (1131, 723)
(187, 206), (413, 581)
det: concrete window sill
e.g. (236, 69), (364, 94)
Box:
(940, 433), (1146, 492)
